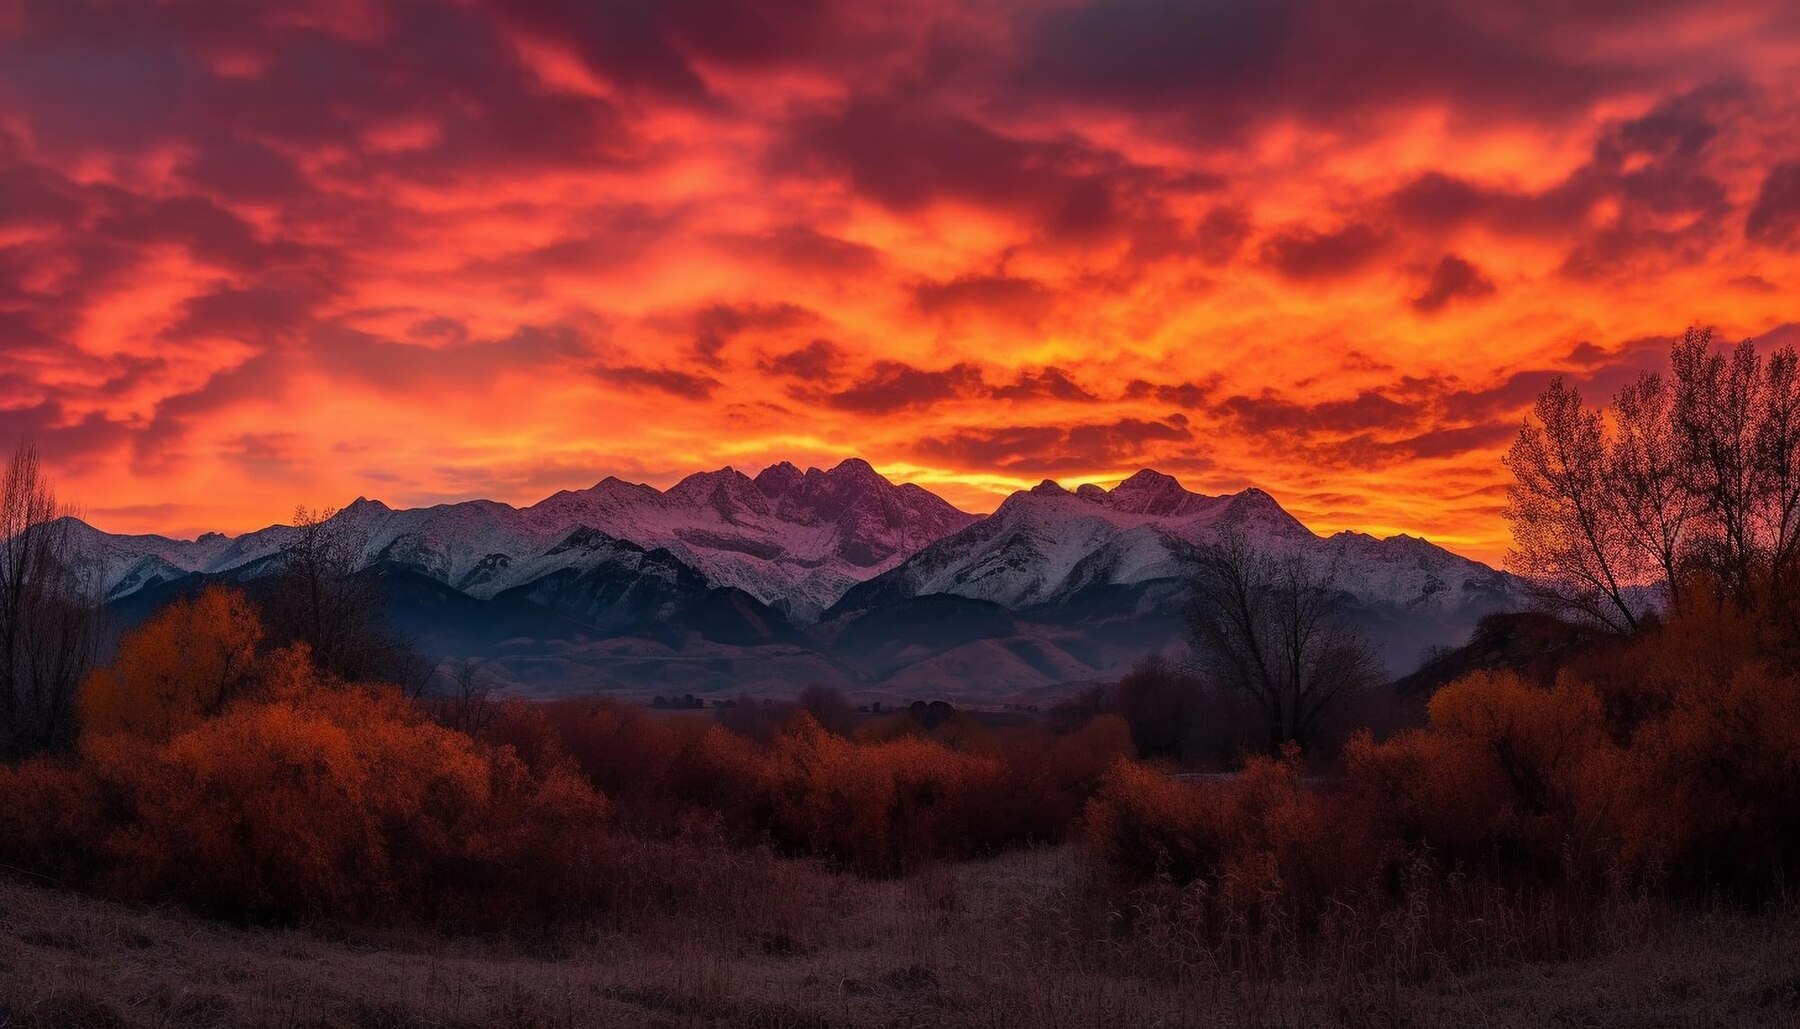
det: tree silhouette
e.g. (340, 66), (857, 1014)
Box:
(0, 442), (101, 759)
(1187, 529), (1382, 755)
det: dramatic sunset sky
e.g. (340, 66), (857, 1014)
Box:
(3, 0), (1799, 562)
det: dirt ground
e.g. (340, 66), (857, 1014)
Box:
(2, 846), (1797, 1029)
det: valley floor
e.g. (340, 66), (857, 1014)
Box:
(2, 846), (1797, 1029)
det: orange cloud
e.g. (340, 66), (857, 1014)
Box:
(1, 0), (1797, 565)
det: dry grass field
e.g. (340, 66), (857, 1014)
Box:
(4, 844), (1797, 1029)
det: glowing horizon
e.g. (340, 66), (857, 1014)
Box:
(4, 0), (1800, 565)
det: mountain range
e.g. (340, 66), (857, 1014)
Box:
(72, 460), (1524, 702)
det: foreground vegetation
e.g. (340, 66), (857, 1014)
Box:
(0, 569), (1795, 1026)
(3, 328), (1799, 1023)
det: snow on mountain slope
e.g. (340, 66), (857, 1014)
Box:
(828, 470), (1523, 671)
(74, 463), (1526, 695)
(525, 459), (977, 618)
(832, 471), (1323, 612)
(74, 459), (977, 619)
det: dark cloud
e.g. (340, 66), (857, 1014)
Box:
(135, 349), (291, 469)
(597, 364), (722, 400)
(1260, 222), (1389, 281)
(990, 367), (1097, 403)
(1325, 422), (1518, 465)
(221, 431), (303, 479)
(913, 416), (1193, 475)
(1747, 162), (1800, 246)
(714, 224), (882, 273)
(823, 360), (985, 414)
(1124, 377), (1222, 409)
(758, 339), (844, 381)
(913, 273), (1053, 323)
(462, 205), (683, 283)
(0, 400), (131, 468)
(314, 324), (595, 393)
(1410, 253), (1496, 312)
(1222, 390), (1421, 435)
(779, 96), (1207, 250)
(689, 301), (813, 363)
(161, 282), (332, 342)
(1194, 205), (1253, 264)
(178, 134), (309, 202)
(488, 0), (715, 106)
(1011, 0), (1721, 139)
(1386, 84), (1745, 281)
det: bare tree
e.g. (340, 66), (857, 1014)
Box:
(432, 659), (497, 736)
(264, 505), (422, 686)
(1504, 378), (1641, 633)
(1753, 345), (1800, 602)
(0, 442), (102, 760)
(1187, 531), (1383, 755)
(1611, 370), (1696, 611)
(1671, 330), (1764, 601)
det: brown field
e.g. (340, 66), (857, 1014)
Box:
(3, 845), (1797, 1029)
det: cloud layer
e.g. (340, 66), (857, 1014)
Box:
(2, 0), (1797, 559)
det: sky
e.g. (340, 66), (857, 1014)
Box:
(2, 0), (1799, 563)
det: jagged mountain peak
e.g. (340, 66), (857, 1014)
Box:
(1106, 469), (1204, 515)
(825, 456), (881, 478)
(753, 460), (804, 496)
(1114, 468), (1181, 490)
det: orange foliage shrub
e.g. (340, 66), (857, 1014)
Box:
(759, 713), (1007, 874)
(81, 586), (264, 742)
(1086, 750), (1337, 903)
(984, 713), (1134, 845)
(1343, 670), (1615, 879)
(542, 699), (699, 825)
(1085, 760), (1231, 883)
(1342, 727), (1505, 865)
(0, 757), (104, 885)
(1613, 665), (1800, 892)
(5, 648), (612, 924)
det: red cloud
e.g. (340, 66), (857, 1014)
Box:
(0, 0), (1793, 566)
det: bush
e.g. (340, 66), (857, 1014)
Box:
(1085, 760), (1231, 884)
(80, 586), (264, 742)
(4, 648), (613, 925)
(760, 713), (1007, 874)
(1614, 664), (1800, 893)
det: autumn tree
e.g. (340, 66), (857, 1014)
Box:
(1187, 530), (1383, 755)
(82, 586), (264, 742)
(0, 442), (102, 760)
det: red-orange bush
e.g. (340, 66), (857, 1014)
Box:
(983, 713), (1134, 846)
(81, 586), (264, 742)
(3, 648), (613, 924)
(1086, 751), (1338, 903)
(1613, 664), (1800, 892)
(1334, 670), (1618, 886)
(759, 713), (1007, 874)
(1085, 760), (1233, 884)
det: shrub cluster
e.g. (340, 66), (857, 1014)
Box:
(0, 586), (1136, 925)
(1086, 609), (1800, 921)
(0, 593), (611, 925)
(516, 691), (1133, 873)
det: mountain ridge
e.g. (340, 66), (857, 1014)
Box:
(70, 460), (1525, 699)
